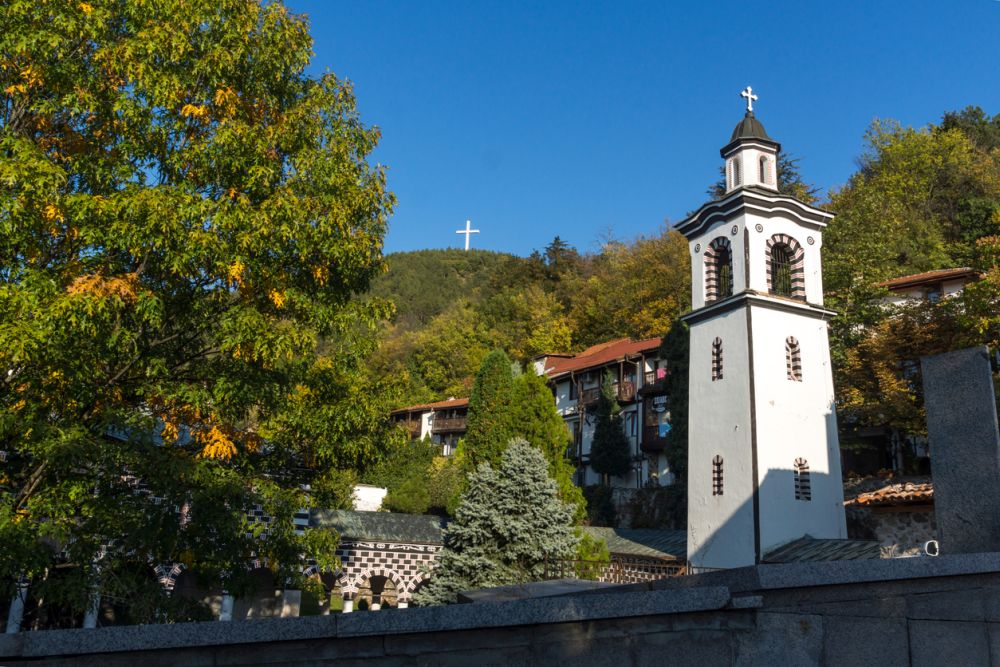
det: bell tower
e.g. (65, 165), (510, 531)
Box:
(677, 88), (847, 571)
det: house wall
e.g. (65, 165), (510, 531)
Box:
(553, 361), (667, 490)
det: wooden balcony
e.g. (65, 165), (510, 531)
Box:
(579, 382), (636, 406)
(579, 387), (601, 405)
(431, 416), (467, 433)
(617, 380), (636, 403)
(641, 371), (668, 395)
(393, 419), (422, 439)
(641, 425), (669, 452)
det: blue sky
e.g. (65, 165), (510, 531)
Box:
(286, 0), (1000, 257)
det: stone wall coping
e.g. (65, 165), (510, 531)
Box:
(0, 585), (732, 660)
(640, 552), (1000, 595)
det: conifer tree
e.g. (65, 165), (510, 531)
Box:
(413, 439), (578, 606)
(463, 349), (515, 467)
(511, 368), (586, 522)
(660, 319), (690, 479)
(588, 372), (632, 482)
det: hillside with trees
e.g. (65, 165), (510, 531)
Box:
(371, 230), (692, 406)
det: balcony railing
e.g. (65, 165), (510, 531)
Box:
(641, 371), (668, 395)
(617, 380), (636, 402)
(578, 381), (636, 406)
(579, 387), (601, 405)
(431, 416), (467, 433)
(393, 419), (422, 439)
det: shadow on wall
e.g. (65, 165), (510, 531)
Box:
(688, 466), (846, 569)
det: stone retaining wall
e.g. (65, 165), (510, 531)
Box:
(5, 553), (1000, 665)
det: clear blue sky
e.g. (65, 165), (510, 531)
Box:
(286, 0), (1000, 257)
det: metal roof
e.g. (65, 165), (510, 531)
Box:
(581, 526), (686, 561)
(763, 535), (882, 563)
(310, 510), (447, 545)
(730, 112), (773, 143)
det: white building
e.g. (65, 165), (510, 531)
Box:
(535, 338), (672, 488)
(677, 97), (847, 570)
(878, 267), (977, 306)
(389, 397), (468, 455)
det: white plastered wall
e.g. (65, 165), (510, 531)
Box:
(687, 306), (757, 569)
(744, 210), (825, 304)
(749, 305), (847, 554)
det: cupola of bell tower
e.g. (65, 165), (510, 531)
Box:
(721, 87), (780, 194)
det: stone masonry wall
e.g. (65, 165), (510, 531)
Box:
(847, 505), (937, 557)
(6, 554), (1000, 666)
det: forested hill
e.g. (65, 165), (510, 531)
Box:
(370, 249), (522, 334)
(369, 233), (692, 406)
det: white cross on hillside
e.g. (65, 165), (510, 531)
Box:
(455, 219), (480, 251)
(740, 86), (758, 113)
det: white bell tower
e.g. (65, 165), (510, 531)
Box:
(677, 88), (847, 571)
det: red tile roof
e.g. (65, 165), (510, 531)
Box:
(391, 397), (469, 416)
(878, 268), (977, 291)
(844, 481), (934, 508)
(542, 337), (662, 379)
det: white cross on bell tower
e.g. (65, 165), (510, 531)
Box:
(740, 86), (758, 114)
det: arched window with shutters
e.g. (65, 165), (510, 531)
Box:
(712, 455), (724, 496)
(785, 336), (802, 381)
(711, 337), (723, 381)
(759, 155), (770, 184)
(729, 157), (741, 189)
(794, 458), (811, 501)
(704, 237), (733, 301)
(766, 234), (805, 299)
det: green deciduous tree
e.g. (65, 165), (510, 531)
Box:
(463, 349), (515, 468)
(0, 0), (393, 622)
(413, 439), (578, 606)
(823, 111), (1000, 456)
(588, 372), (632, 482)
(479, 285), (573, 362)
(569, 227), (690, 348)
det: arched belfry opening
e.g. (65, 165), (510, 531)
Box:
(766, 234), (805, 300)
(705, 237), (734, 301)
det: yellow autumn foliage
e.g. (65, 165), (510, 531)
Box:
(198, 426), (237, 461)
(312, 266), (329, 286)
(180, 103), (209, 122)
(269, 289), (286, 308)
(66, 272), (139, 302)
(227, 260), (245, 287)
(161, 420), (180, 444)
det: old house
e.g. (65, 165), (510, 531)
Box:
(534, 338), (672, 489)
